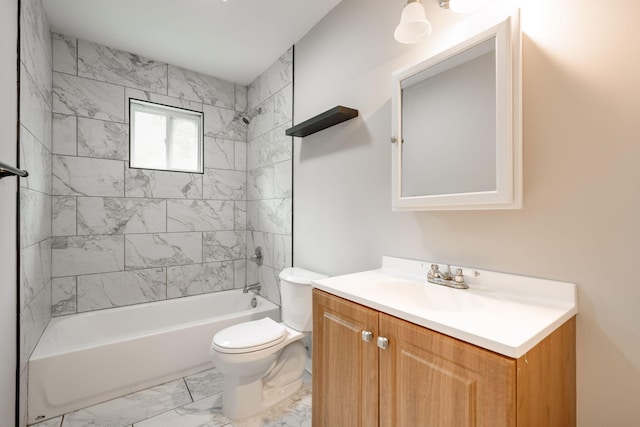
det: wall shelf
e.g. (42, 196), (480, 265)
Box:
(285, 106), (358, 138)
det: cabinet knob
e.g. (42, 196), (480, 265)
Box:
(361, 330), (373, 343)
(377, 336), (389, 350)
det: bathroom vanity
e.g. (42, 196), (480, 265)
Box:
(311, 257), (577, 426)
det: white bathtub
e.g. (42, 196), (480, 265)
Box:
(27, 289), (279, 424)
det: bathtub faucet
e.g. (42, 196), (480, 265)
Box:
(243, 282), (261, 294)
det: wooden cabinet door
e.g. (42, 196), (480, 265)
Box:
(379, 313), (516, 427)
(313, 290), (379, 427)
(516, 317), (576, 427)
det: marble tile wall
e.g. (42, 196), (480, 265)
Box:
(19, 0), (52, 425)
(246, 48), (294, 305)
(51, 33), (253, 315)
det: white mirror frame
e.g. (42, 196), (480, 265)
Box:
(391, 12), (522, 211)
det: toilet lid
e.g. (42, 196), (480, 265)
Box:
(213, 317), (286, 353)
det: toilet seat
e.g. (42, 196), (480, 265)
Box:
(213, 317), (286, 354)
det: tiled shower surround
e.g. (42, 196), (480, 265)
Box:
(50, 33), (293, 315)
(19, 0), (53, 425)
(246, 48), (294, 304)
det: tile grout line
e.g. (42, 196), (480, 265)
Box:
(183, 377), (195, 403)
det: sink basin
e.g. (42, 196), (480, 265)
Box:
(366, 280), (485, 312)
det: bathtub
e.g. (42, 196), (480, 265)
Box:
(27, 289), (279, 424)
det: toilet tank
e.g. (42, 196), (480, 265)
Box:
(279, 267), (327, 332)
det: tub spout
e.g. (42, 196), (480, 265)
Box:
(243, 282), (261, 294)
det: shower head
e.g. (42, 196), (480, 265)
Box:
(241, 107), (262, 125)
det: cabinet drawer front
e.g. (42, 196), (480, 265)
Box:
(313, 290), (379, 427)
(379, 313), (516, 427)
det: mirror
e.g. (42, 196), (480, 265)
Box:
(391, 13), (521, 210)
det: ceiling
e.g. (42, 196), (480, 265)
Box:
(44, 0), (343, 86)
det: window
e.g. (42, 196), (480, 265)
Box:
(129, 99), (204, 173)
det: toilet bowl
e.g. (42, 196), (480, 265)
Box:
(210, 267), (327, 420)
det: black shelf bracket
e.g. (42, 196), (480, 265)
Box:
(285, 106), (358, 138)
(0, 161), (29, 180)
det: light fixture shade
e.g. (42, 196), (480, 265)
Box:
(449, 0), (495, 13)
(394, 1), (432, 44)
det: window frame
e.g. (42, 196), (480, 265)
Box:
(129, 98), (205, 174)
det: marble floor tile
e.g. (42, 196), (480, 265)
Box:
(60, 379), (192, 427)
(133, 393), (229, 427)
(137, 372), (311, 427)
(33, 368), (312, 427)
(31, 415), (63, 427)
(184, 368), (225, 401)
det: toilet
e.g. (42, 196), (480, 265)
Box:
(210, 267), (327, 420)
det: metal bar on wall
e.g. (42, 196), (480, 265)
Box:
(0, 160), (28, 179)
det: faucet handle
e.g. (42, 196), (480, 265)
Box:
(250, 247), (263, 266)
(428, 264), (441, 279)
(454, 268), (465, 284)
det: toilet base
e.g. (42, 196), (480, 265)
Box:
(263, 378), (302, 411)
(219, 340), (307, 420)
(221, 378), (303, 420)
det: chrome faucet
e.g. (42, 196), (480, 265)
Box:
(427, 264), (470, 289)
(243, 282), (261, 294)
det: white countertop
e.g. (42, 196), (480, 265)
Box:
(311, 256), (577, 358)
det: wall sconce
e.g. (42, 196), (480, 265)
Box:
(394, 0), (432, 44)
(394, 0), (495, 44)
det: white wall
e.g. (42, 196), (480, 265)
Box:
(0, 0), (18, 423)
(293, 0), (640, 424)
